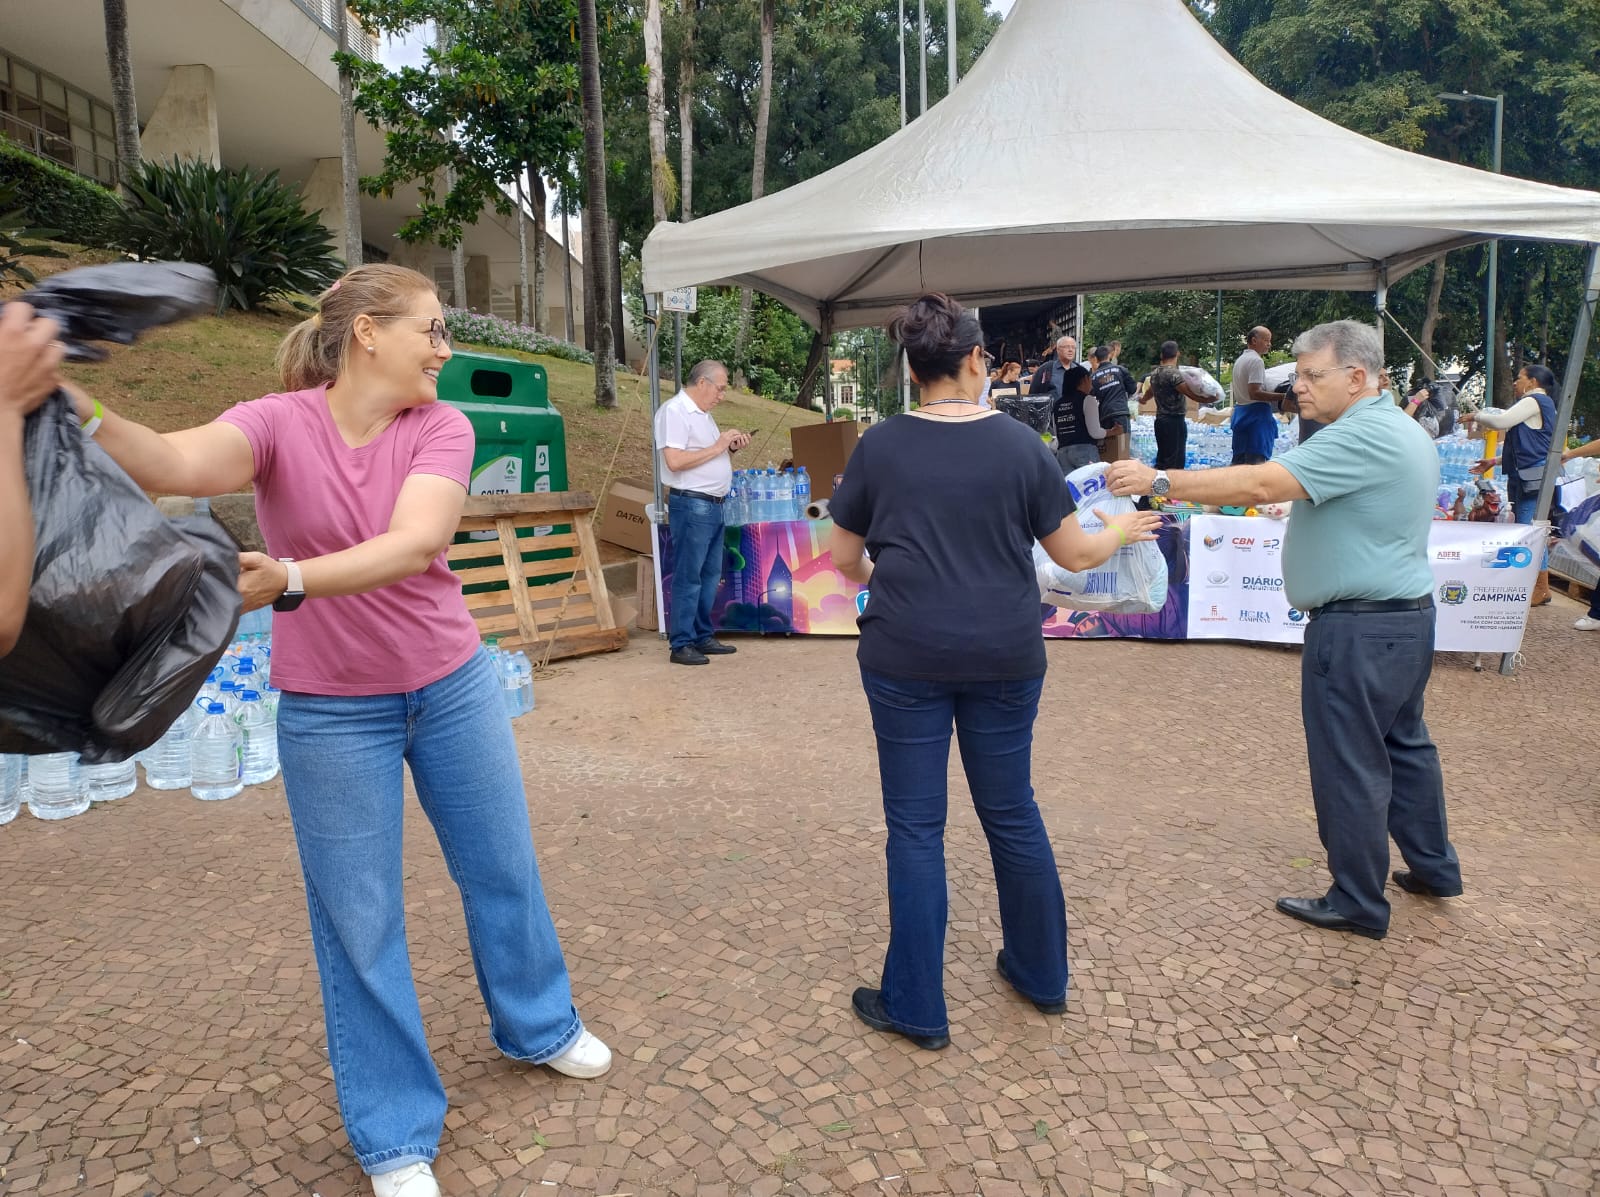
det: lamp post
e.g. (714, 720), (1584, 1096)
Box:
(1438, 90), (1504, 403)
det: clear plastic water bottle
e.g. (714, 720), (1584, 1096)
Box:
(775, 470), (793, 521)
(27, 752), (89, 820)
(235, 690), (279, 785)
(196, 665), (226, 713)
(725, 471), (744, 527)
(217, 678), (245, 716)
(232, 657), (262, 689)
(795, 467), (811, 517)
(0, 754), (20, 825)
(190, 701), (243, 801)
(82, 757), (138, 803)
(499, 650), (522, 718)
(143, 706), (197, 790)
(510, 650), (534, 715)
(762, 469), (778, 522)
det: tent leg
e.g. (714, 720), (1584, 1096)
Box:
(1374, 266), (1389, 352)
(901, 349), (912, 412)
(1534, 242), (1600, 522)
(647, 298), (667, 641)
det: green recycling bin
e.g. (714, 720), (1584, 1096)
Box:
(437, 349), (570, 597)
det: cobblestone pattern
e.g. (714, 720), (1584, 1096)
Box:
(2, 598), (1597, 1197)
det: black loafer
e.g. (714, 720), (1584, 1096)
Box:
(1275, 896), (1386, 940)
(695, 638), (737, 655)
(850, 987), (949, 1050)
(669, 646), (709, 666)
(1392, 870), (1462, 898)
(996, 951), (1067, 1015)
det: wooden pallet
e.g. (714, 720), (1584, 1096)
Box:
(450, 492), (630, 663)
(1549, 566), (1595, 606)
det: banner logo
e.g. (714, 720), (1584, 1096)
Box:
(1238, 609), (1271, 623)
(1206, 571), (1229, 585)
(1438, 581), (1468, 606)
(1471, 586), (1530, 603)
(1287, 608), (1305, 623)
(1203, 534), (1224, 549)
(1482, 545), (1534, 570)
(1435, 549), (1461, 561)
(1231, 537), (1254, 548)
(1242, 576), (1283, 591)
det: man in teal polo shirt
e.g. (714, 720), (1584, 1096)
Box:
(1108, 319), (1461, 941)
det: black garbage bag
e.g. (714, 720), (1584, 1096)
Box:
(996, 393), (1056, 437)
(23, 260), (219, 361)
(0, 261), (239, 763)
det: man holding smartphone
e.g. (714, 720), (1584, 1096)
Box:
(654, 359), (751, 665)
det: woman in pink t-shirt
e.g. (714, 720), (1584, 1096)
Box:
(63, 265), (608, 1197)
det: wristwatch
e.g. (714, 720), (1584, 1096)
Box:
(1151, 470), (1171, 497)
(273, 558), (307, 612)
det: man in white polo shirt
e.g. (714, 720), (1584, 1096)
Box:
(654, 360), (751, 665)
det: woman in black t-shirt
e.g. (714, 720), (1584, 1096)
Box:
(828, 294), (1158, 1051)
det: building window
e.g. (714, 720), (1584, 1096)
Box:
(0, 47), (117, 184)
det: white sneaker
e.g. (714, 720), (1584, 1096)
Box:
(371, 1162), (440, 1197)
(545, 1026), (613, 1078)
(1576, 616), (1600, 631)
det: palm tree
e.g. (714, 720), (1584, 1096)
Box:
(578, 0), (617, 407)
(733, 0), (775, 376)
(101, 0), (141, 190)
(334, 3), (363, 266)
(644, 0), (673, 226)
(677, 0), (695, 222)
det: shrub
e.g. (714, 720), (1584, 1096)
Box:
(111, 159), (342, 314)
(0, 182), (66, 285)
(831, 406), (855, 421)
(443, 307), (593, 364)
(0, 141), (121, 247)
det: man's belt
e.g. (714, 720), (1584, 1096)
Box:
(1307, 596), (1434, 620)
(668, 487), (725, 505)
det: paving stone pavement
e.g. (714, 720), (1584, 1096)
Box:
(2, 597), (1597, 1197)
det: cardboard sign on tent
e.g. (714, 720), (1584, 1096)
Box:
(641, 0), (1600, 329)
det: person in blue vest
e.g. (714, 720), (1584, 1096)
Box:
(1466, 363), (1560, 607)
(1106, 319), (1462, 942)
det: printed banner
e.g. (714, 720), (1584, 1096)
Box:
(1185, 515), (1305, 643)
(1427, 520), (1547, 652)
(655, 514), (1542, 656)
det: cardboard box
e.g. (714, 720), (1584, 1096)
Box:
(599, 478), (655, 555)
(790, 421), (864, 500)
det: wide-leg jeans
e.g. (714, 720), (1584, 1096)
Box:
(859, 667), (1069, 1036)
(277, 649), (582, 1175)
(668, 493), (726, 650)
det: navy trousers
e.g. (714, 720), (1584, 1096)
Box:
(1301, 606), (1462, 931)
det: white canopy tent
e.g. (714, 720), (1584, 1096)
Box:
(640, 0), (1600, 329)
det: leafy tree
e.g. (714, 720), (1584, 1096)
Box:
(1204, 0), (1600, 425)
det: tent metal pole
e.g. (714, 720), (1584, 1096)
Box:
(1214, 290), (1222, 376)
(647, 295), (664, 520)
(947, 0), (957, 92)
(902, 349), (912, 412)
(1534, 241), (1599, 523)
(898, 0), (906, 128)
(1374, 266), (1389, 355)
(674, 312), (683, 390)
(918, 0), (927, 116)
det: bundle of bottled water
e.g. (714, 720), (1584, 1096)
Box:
(485, 638), (535, 718)
(1126, 415), (1295, 469)
(1435, 431), (1490, 487)
(725, 465), (812, 526)
(0, 624), (280, 824)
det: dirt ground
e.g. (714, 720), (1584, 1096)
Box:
(2, 596), (1597, 1197)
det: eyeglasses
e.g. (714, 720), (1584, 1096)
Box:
(1298, 365), (1356, 385)
(373, 315), (453, 350)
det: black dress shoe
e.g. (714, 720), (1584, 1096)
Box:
(1275, 896), (1386, 940)
(995, 951), (1067, 1014)
(1392, 870), (1463, 898)
(850, 987), (949, 1050)
(695, 638), (737, 655)
(669, 646), (709, 666)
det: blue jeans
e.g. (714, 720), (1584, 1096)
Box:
(668, 494), (725, 650)
(1510, 492), (1550, 568)
(277, 650), (582, 1176)
(858, 667), (1068, 1036)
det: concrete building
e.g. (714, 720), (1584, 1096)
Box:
(1, 0), (586, 336)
